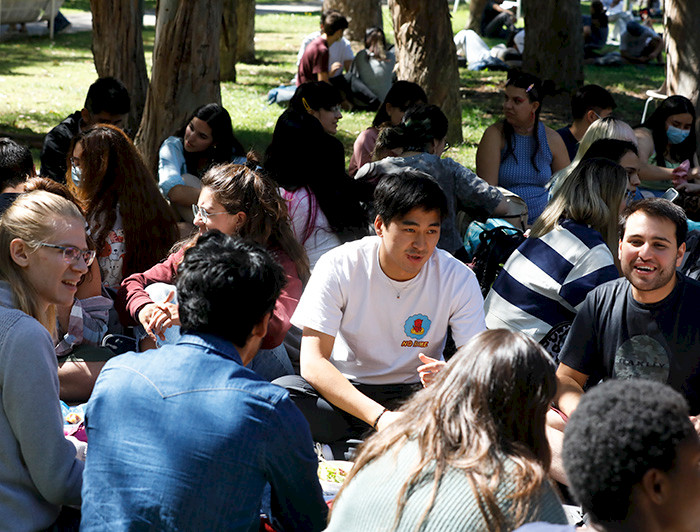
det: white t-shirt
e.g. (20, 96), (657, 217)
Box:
(296, 31), (354, 78)
(292, 236), (486, 384)
(280, 187), (342, 270)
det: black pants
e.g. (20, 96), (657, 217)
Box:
(273, 375), (420, 444)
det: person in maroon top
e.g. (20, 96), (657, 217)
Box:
(297, 12), (348, 85)
(118, 162), (310, 379)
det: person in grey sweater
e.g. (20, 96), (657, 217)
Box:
(0, 190), (88, 530)
(326, 329), (568, 531)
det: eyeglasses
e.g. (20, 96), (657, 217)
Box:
(192, 204), (228, 223)
(40, 243), (96, 266)
(325, 105), (342, 113)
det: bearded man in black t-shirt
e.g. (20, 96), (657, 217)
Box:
(546, 198), (700, 484)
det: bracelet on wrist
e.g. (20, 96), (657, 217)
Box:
(372, 407), (388, 431)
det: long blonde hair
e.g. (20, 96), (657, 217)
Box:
(532, 158), (627, 266)
(0, 190), (85, 334)
(332, 330), (557, 532)
(550, 117), (636, 196)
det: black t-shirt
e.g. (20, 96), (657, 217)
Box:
(559, 274), (700, 414)
(40, 110), (82, 184)
(556, 126), (578, 162)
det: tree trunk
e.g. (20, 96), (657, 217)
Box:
(220, 0), (237, 82)
(467, 0), (488, 33)
(522, 0), (584, 95)
(236, 0), (255, 63)
(323, 0), (382, 43)
(665, 0), (700, 157)
(388, 0), (463, 144)
(90, 0), (149, 135)
(135, 0), (223, 170)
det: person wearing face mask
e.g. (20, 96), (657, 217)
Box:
(158, 103), (247, 223)
(119, 162), (309, 381)
(68, 125), (179, 291)
(634, 95), (699, 198)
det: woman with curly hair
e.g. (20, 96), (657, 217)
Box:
(326, 329), (567, 532)
(119, 162), (309, 380)
(68, 124), (179, 290)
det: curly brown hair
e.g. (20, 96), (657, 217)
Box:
(67, 125), (179, 281)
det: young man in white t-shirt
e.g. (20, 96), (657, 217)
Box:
(274, 170), (486, 447)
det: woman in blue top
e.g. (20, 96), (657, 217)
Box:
(476, 72), (569, 225)
(158, 103), (246, 222)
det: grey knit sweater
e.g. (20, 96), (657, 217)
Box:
(325, 440), (567, 531)
(0, 282), (83, 531)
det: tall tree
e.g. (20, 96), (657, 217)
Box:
(135, 0), (224, 169)
(90, 0), (149, 134)
(665, 0), (700, 98)
(220, 0), (238, 82)
(323, 0), (382, 43)
(522, 0), (584, 94)
(388, 0), (463, 143)
(466, 0), (488, 33)
(665, 0), (700, 155)
(235, 0), (256, 63)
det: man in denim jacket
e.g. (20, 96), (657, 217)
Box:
(81, 232), (327, 531)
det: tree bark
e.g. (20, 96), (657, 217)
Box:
(388, 0), (463, 144)
(522, 0), (584, 95)
(665, 0), (700, 156)
(235, 0), (255, 63)
(135, 0), (223, 170)
(323, 0), (382, 43)
(220, 0), (237, 82)
(466, 0), (488, 33)
(90, 0), (149, 135)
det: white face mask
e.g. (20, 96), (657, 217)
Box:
(71, 165), (83, 187)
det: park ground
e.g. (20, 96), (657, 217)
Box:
(0, 0), (666, 170)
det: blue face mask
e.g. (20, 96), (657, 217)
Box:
(667, 125), (690, 145)
(71, 165), (83, 187)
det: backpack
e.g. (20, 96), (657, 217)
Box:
(469, 225), (525, 297)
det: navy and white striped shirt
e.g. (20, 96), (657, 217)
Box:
(484, 219), (619, 342)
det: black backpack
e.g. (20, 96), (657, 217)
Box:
(470, 225), (525, 297)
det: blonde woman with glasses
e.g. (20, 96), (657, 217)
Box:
(0, 190), (89, 530)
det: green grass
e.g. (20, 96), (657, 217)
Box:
(0, 3), (667, 171)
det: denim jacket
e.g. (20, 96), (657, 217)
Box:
(81, 333), (327, 531)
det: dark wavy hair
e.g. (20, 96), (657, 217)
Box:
(502, 71), (546, 172)
(332, 330), (557, 532)
(175, 103), (246, 176)
(641, 95), (697, 168)
(178, 231), (286, 346)
(68, 125), (179, 280)
(265, 84), (369, 242)
(563, 379), (695, 525)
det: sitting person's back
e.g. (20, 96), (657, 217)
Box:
(356, 104), (506, 254)
(326, 330), (567, 531)
(81, 233), (327, 531)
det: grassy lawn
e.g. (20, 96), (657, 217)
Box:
(0, 2), (666, 170)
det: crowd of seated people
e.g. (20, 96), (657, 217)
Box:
(3, 6), (700, 525)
